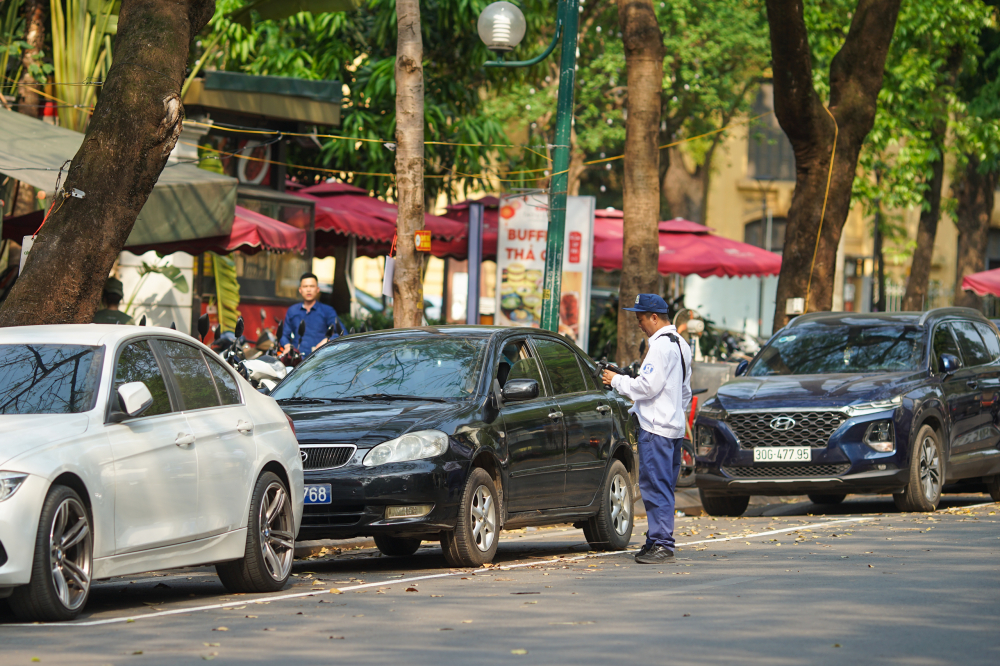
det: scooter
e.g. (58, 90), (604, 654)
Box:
(278, 319), (307, 368)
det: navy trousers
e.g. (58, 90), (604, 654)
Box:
(638, 429), (683, 551)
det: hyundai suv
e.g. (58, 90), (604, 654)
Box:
(695, 309), (1000, 515)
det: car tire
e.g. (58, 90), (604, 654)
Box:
(441, 467), (499, 568)
(374, 534), (422, 557)
(583, 460), (634, 551)
(217, 471), (295, 593)
(676, 440), (696, 488)
(808, 494), (846, 505)
(987, 475), (1000, 502)
(893, 425), (944, 513)
(9, 485), (93, 622)
(699, 489), (750, 517)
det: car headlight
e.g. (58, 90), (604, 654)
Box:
(847, 395), (902, 415)
(864, 420), (895, 453)
(363, 430), (450, 468)
(0, 472), (28, 502)
(698, 403), (727, 420)
(695, 426), (716, 456)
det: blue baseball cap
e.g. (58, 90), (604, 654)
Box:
(622, 293), (670, 314)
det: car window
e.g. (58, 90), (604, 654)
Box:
(157, 340), (221, 411)
(497, 339), (546, 395)
(973, 322), (1000, 361)
(951, 322), (992, 367)
(113, 341), (172, 417)
(0, 344), (104, 415)
(204, 353), (242, 405)
(533, 338), (588, 395)
(932, 325), (963, 369)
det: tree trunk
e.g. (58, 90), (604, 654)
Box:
(392, 0), (425, 328)
(662, 146), (704, 222)
(902, 133), (945, 311)
(616, 0), (665, 366)
(567, 127), (586, 196)
(766, 0), (901, 333)
(16, 0), (45, 119)
(953, 157), (998, 310)
(0, 0), (215, 327)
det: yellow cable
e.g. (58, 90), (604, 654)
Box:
(803, 106), (839, 314)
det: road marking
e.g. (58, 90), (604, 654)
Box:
(8, 516), (875, 628)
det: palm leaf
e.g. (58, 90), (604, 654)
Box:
(209, 251), (241, 333)
(228, 0), (362, 30)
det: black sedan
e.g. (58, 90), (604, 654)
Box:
(270, 326), (638, 567)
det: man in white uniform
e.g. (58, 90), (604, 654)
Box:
(602, 294), (692, 564)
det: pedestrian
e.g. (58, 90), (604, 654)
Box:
(279, 272), (341, 357)
(603, 293), (692, 564)
(92, 277), (134, 325)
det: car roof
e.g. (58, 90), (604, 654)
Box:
(335, 325), (569, 341)
(785, 308), (990, 329)
(0, 324), (199, 347)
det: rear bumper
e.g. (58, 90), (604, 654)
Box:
(297, 458), (469, 541)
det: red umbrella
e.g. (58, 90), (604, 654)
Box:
(593, 217), (781, 277)
(961, 268), (1000, 296)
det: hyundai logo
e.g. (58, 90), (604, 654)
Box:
(769, 416), (797, 431)
(300, 450), (309, 462)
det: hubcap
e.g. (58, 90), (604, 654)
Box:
(919, 436), (942, 501)
(470, 485), (496, 552)
(48, 498), (91, 611)
(609, 473), (631, 535)
(258, 482), (294, 581)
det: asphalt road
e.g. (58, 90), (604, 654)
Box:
(3, 495), (998, 665)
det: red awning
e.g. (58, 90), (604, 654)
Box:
(962, 268), (1000, 297)
(593, 217), (781, 278)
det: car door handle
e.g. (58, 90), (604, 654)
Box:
(237, 420), (254, 435)
(548, 411), (564, 420)
(175, 433), (195, 447)
(596, 405), (612, 414)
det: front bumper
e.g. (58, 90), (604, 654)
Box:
(298, 457), (470, 540)
(0, 473), (45, 588)
(695, 408), (911, 497)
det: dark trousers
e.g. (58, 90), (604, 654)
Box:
(638, 429), (682, 551)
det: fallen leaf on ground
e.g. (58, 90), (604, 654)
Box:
(203, 643), (220, 647)
(405, 587), (419, 592)
(213, 627), (228, 632)
(511, 649), (528, 655)
(329, 589), (343, 594)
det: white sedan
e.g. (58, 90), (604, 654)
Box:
(0, 325), (303, 622)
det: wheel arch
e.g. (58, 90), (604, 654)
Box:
(260, 460), (290, 493)
(51, 472), (92, 517)
(470, 448), (505, 523)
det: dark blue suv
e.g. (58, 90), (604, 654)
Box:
(695, 309), (1000, 515)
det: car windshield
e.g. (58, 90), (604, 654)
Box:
(0, 344), (105, 414)
(272, 336), (487, 400)
(749, 324), (924, 376)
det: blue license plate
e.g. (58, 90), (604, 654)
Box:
(303, 484), (332, 505)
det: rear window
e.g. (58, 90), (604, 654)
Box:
(0, 344), (104, 414)
(749, 324), (924, 376)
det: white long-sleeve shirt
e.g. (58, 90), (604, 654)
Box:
(611, 325), (692, 439)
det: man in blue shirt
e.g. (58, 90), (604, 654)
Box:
(280, 273), (341, 357)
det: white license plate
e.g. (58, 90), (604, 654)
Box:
(303, 484), (332, 505)
(753, 447), (811, 462)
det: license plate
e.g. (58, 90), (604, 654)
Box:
(303, 484), (332, 505)
(753, 447), (811, 462)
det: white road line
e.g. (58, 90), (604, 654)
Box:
(9, 516), (876, 628)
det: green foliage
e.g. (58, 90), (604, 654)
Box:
(339, 308), (393, 331)
(588, 297), (618, 360)
(50, 0), (115, 132)
(209, 252), (242, 332)
(1, 0), (26, 95)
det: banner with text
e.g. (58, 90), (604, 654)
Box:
(495, 194), (595, 350)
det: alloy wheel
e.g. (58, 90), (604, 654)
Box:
(48, 497), (92, 611)
(919, 435), (942, 501)
(258, 482), (294, 581)
(609, 473), (631, 536)
(470, 485), (496, 552)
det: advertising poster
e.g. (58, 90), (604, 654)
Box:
(495, 193), (595, 350)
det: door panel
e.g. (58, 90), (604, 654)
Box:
(533, 338), (612, 507)
(497, 340), (566, 511)
(107, 340), (199, 554)
(947, 322), (994, 464)
(157, 340), (257, 536)
(933, 325), (983, 472)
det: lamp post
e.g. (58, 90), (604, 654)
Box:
(478, 0), (580, 333)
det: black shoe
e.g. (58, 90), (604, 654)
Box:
(635, 543), (652, 558)
(635, 544), (675, 564)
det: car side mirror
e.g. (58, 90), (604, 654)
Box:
(735, 360), (749, 377)
(501, 379), (539, 403)
(939, 353), (960, 375)
(234, 316), (245, 339)
(115, 382), (153, 420)
(197, 313), (210, 341)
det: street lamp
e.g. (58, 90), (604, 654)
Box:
(478, 0), (580, 334)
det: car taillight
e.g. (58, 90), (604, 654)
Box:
(285, 414), (296, 438)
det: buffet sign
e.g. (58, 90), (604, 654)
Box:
(495, 193), (595, 350)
